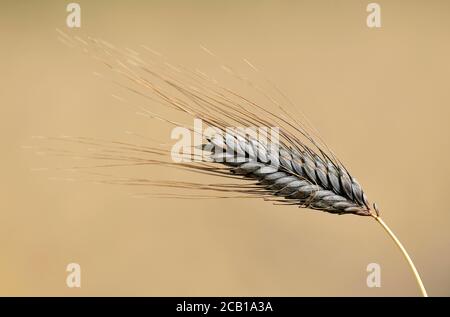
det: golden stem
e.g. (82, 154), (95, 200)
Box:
(372, 215), (428, 297)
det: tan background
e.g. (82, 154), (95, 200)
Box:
(1, 0), (449, 296)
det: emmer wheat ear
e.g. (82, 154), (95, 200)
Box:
(48, 33), (429, 296)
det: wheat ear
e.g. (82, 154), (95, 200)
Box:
(50, 33), (429, 296)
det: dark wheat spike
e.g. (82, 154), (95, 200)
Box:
(206, 132), (371, 216)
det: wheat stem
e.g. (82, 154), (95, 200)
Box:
(372, 215), (428, 297)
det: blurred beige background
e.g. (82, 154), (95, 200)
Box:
(1, 0), (449, 296)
